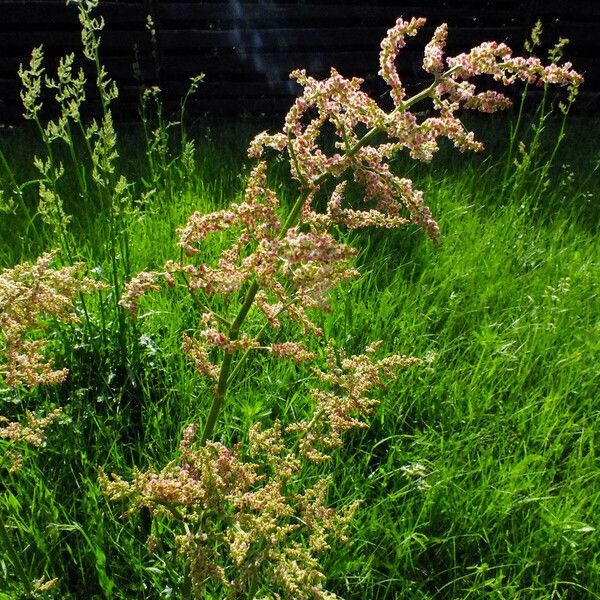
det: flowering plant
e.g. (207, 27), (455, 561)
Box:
(0, 250), (105, 466)
(0, 251), (105, 596)
(101, 17), (582, 599)
(0, 251), (106, 389)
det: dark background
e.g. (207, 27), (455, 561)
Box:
(1, 0), (598, 124)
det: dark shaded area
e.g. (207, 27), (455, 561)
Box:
(0, 0), (598, 123)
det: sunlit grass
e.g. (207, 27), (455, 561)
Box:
(0, 111), (598, 598)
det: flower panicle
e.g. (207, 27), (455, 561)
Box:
(18, 45), (45, 120)
(0, 408), (63, 448)
(100, 339), (421, 598)
(0, 251), (106, 388)
(121, 17), (582, 377)
(1, 408), (63, 472)
(379, 17), (427, 105)
(118, 270), (163, 320)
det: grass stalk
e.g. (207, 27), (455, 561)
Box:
(0, 510), (34, 597)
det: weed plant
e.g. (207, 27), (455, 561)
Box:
(0, 4), (598, 599)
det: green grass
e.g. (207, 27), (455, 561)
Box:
(0, 111), (598, 599)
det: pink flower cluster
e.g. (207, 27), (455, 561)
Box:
(288, 342), (422, 461)
(268, 341), (316, 364)
(0, 408), (63, 472)
(379, 16), (427, 104)
(118, 270), (162, 320)
(0, 251), (106, 388)
(250, 64), (442, 242)
(101, 344), (418, 597)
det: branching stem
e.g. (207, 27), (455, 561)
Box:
(200, 64), (462, 443)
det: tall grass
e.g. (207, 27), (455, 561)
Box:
(1, 109), (597, 598)
(325, 126), (599, 598)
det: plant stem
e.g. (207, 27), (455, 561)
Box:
(503, 82), (529, 189)
(0, 147), (39, 242)
(0, 509), (34, 596)
(200, 281), (259, 444)
(200, 187), (312, 443)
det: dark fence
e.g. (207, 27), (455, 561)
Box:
(1, 0), (598, 124)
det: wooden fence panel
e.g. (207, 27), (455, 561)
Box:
(0, 0), (598, 124)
